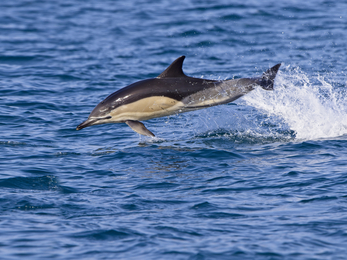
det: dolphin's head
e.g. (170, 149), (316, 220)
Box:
(76, 93), (123, 130)
(76, 98), (117, 130)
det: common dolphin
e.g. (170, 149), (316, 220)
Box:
(76, 56), (281, 137)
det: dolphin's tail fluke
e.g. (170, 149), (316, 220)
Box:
(258, 63), (281, 91)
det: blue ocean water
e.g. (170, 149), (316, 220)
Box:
(1, 0), (347, 259)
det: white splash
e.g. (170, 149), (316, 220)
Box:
(243, 65), (347, 140)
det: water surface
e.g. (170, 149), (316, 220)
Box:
(1, 0), (347, 259)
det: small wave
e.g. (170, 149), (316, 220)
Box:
(71, 228), (143, 241)
(0, 175), (59, 191)
(0, 140), (28, 146)
(194, 128), (295, 145)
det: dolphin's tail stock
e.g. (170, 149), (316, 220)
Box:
(257, 63), (281, 91)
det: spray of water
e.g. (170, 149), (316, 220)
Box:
(243, 65), (347, 140)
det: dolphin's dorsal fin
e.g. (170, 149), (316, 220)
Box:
(157, 56), (186, 78)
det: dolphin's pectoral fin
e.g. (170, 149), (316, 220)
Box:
(125, 120), (155, 137)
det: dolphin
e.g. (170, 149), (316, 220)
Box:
(76, 56), (281, 137)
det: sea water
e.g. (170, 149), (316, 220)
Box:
(1, 0), (347, 259)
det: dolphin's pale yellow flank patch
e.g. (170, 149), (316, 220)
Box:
(109, 96), (185, 122)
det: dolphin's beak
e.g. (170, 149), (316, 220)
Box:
(76, 116), (112, 130)
(76, 119), (96, 130)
